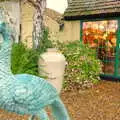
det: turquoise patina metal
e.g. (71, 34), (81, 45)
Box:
(0, 9), (70, 120)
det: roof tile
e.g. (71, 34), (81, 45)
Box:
(64, 0), (120, 20)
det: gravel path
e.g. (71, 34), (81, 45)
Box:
(0, 80), (120, 120)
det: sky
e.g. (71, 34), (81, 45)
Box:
(47, 0), (68, 13)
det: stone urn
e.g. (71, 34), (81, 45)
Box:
(38, 48), (66, 93)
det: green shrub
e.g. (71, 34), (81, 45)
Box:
(37, 28), (53, 53)
(55, 41), (102, 90)
(11, 43), (39, 76)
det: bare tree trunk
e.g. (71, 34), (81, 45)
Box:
(32, 0), (46, 49)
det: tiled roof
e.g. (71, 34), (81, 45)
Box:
(64, 0), (120, 20)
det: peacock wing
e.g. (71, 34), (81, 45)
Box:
(13, 75), (58, 110)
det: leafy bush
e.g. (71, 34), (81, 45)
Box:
(11, 43), (39, 76)
(55, 41), (102, 90)
(37, 28), (53, 53)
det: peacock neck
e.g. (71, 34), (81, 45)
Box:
(0, 30), (12, 72)
(0, 42), (12, 72)
(0, 60), (13, 84)
(0, 40), (14, 84)
(0, 21), (14, 74)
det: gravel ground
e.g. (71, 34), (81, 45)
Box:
(0, 80), (120, 120)
(61, 80), (120, 120)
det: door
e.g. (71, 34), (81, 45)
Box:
(82, 20), (120, 78)
(115, 20), (120, 77)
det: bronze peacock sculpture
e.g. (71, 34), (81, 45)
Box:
(0, 8), (70, 120)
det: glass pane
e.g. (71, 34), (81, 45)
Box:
(83, 20), (118, 75)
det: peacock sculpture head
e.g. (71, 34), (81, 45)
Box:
(0, 8), (16, 49)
